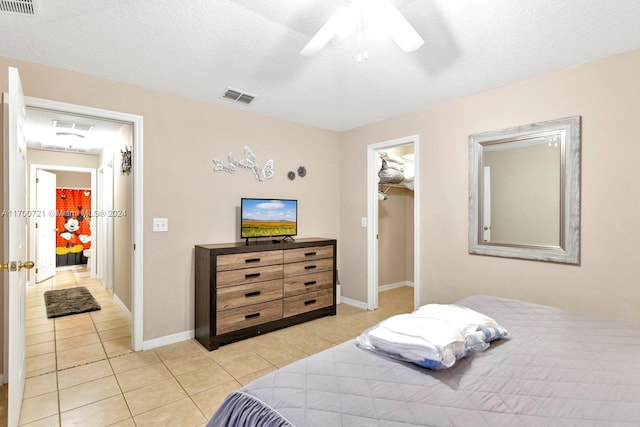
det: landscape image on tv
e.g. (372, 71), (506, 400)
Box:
(241, 199), (297, 238)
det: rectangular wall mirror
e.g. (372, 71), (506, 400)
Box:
(468, 116), (581, 264)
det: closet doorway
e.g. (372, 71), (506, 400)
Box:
(366, 135), (421, 311)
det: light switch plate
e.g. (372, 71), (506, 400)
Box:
(153, 218), (168, 232)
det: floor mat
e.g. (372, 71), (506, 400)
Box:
(44, 286), (101, 318)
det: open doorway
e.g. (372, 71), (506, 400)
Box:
(29, 166), (96, 284)
(367, 135), (421, 311)
(20, 97), (143, 351)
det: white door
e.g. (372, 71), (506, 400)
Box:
(35, 169), (56, 282)
(3, 67), (32, 427)
(483, 166), (492, 242)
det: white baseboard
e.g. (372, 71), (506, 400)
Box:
(112, 293), (131, 321)
(142, 330), (195, 351)
(339, 296), (368, 309)
(378, 281), (414, 292)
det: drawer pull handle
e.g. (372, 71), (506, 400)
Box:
(304, 299), (317, 306)
(245, 258), (261, 263)
(245, 273), (261, 279)
(304, 280), (317, 286)
(304, 252), (317, 257)
(245, 312), (261, 319)
(304, 265), (317, 270)
(245, 291), (261, 298)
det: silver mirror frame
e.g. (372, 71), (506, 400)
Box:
(469, 116), (581, 264)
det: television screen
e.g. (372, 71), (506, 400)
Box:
(241, 198), (297, 239)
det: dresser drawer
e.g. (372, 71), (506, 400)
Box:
(217, 264), (283, 288)
(284, 289), (333, 318)
(283, 245), (333, 264)
(216, 300), (283, 334)
(217, 279), (283, 311)
(284, 270), (333, 297)
(217, 250), (283, 271)
(284, 258), (333, 277)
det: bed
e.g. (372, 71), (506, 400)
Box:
(208, 295), (640, 426)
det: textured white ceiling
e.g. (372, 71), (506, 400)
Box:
(2, 0), (640, 131)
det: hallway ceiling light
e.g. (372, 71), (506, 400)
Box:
(53, 119), (94, 133)
(301, 0), (424, 61)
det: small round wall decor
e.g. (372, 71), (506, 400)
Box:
(297, 166), (307, 178)
(287, 171), (296, 180)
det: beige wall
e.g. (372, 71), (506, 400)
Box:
(48, 171), (92, 189)
(0, 57), (342, 345)
(341, 48), (640, 322)
(28, 149), (99, 170)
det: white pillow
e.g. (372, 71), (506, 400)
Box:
(357, 304), (508, 369)
(361, 315), (466, 369)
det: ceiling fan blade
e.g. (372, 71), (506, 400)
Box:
(300, 9), (345, 56)
(375, 0), (424, 52)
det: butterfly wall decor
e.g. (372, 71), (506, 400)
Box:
(212, 146), (274, 181)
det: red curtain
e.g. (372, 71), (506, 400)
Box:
(55, 188), (91, 266)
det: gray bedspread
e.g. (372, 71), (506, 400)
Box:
(208, 295), (640, 426)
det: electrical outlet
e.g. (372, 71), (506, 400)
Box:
(153, 218), (168, 232)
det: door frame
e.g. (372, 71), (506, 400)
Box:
(366, 135), (421, 311)
(29, 165), (96, 282)
(24, 96), (144, 351)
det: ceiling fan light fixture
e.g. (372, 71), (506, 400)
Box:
(301, 7), (349, 56)
(300, 0), (423, 58)
(335, 6), (357, 37)
(376, 0), (424, 52)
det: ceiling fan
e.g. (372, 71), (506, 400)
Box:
(301, 0), (424, 60)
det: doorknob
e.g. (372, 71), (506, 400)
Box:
(1, 261), (34, 271)
(19, 261), (35, 270)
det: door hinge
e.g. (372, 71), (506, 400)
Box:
(35, 222), (38, 228)
(133, 243), (136, 250)
(35, 268), (38, 274)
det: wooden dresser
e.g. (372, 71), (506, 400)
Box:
(195, 238), (337, 350)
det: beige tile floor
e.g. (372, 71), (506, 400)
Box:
(8, 269), (413, 426)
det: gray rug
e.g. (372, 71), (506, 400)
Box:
(44, 286), (101, 318)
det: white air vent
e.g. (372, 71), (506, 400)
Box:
(53, 120), (93, 133)
(0, 0), (35, 15)
(222, 87), (256, 105)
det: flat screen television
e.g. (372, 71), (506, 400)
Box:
(241, 198), (297, 242)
